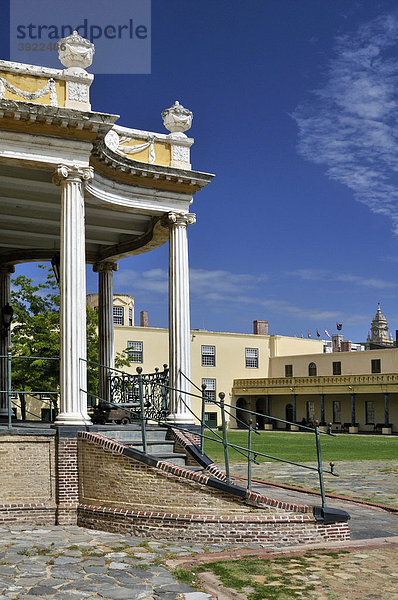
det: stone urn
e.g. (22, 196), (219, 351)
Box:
(58, 30), (95, 70)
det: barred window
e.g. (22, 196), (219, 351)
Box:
(306, 400), (315, 422)
(129, 308), (133, 327)
(332, 361), (341, 375)
(285, 364), (293, 377)
(201, 345), (215, 367)
(333, 401), (341, 423)
(113, 306), (124, 325)
(366, 401), (375, 424)
(127, 341), (143, 363)
(245, 347), (258, 368)
(308, 362), (317, 376)
(202, 378), (216, 403)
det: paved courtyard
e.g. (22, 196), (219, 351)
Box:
(1, 460), (397, 599)
(0, 526), (215, 600)
(228, 459), (398, 506)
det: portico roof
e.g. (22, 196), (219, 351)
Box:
(0, 52), (213, 266)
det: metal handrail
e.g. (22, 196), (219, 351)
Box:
(159, 375), (338, 507)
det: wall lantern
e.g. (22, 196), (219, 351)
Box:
(51, 255), (60, 285)
(1, 303), (14, 331)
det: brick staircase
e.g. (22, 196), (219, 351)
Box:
(90, 424), (193, 467)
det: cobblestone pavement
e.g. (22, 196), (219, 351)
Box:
(0, 526), (222, 600)
(227, 460), (398, 506)
(219, 459), (398, 541)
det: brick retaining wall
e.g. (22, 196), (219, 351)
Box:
(0, 434), (56, 525)
(78, 505), (350, 545)
(77, 432), (350, 546)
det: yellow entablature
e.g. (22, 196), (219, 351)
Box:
(0, 66), (66, 107)
(119, 138), (171, 167)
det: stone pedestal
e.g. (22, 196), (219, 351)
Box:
(167, 212), (195, 424)
(53, 165), (93, 425)
(349, 426), (358, 434)
(264, 423), (273, 431)
(319, 425), (329, 433)
(290, 425), (299, 431)
(382, 427), (392, 435)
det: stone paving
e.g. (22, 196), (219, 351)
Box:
(0, 526), (219, 600)
(189, 541), (398, 599)
(226, 459), (398, 506)
(1, 462), (398, 599)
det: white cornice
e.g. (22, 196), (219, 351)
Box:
(113, 124), (194, 147)
(0, 98), (118, 133)
(0, 59), (93, 84)
(86, 172), (192, 215)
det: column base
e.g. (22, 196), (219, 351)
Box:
(319, 426), (329, 433)
(166, 413), (195, 426)
(0, 408), (15, 423)
(382, 427), (392, 435)
(290, 425), (300, 431)
(264, 423), (273, 431)
(349, 426), (358, 434)
(55, 412), (92, 426)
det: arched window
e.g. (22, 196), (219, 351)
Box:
(308, 362), (317, 376)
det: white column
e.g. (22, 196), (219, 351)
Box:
(0, 265), (15, 420)
(167, 212), (196, 424)
(53, 164), (93, 425)
(94, 261), (118, 402)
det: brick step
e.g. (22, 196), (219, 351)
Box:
(91, 425), (168, 442)
(146, 452), (187, 466)
(125, 441), (176, 453)
(94, 426), (189, 467)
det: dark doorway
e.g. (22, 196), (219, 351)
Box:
(236, 397), (247, 428)
(285, 403), (293, 429)
(256, 398), (265, 429)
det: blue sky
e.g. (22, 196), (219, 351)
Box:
(2, 0), (398, 343)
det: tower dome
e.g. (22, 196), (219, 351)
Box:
(366, 303), (394, 348)
(372, 303), (387, 324)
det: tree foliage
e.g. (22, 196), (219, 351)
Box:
(11, 266), (61, 393)
(10, 265), (129, 397)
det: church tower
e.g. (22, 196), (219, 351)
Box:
(366, 304), (394, 349)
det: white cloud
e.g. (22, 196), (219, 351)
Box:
(293, 13), (398, 234)
(115, 267), (266, 298)
(289, 268), (398, 289)
(115, 267), (363, 324)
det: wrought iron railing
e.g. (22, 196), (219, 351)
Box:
(108, 364), (169, 422)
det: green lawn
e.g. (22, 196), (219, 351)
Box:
(203, 430), (398, 463)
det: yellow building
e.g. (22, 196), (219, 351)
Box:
(99, 294), (398, 433)
(89, 293), (323, 427)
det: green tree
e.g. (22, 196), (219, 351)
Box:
(10, 265), (129, 403)
(11, 266), (61, 394)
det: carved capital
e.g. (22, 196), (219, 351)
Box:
(93, 261), (119, 273)
(53, 164), (94, 186)
(0, 264), (15, 275)
(166, 212), (196, 228)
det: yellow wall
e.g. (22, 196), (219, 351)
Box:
(119, 139), (171, 167)
(269, 347), (398, 377)
(0, 72), (66, 106)
(114, 326), (326, 425)
(269, 336), (323, 357)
